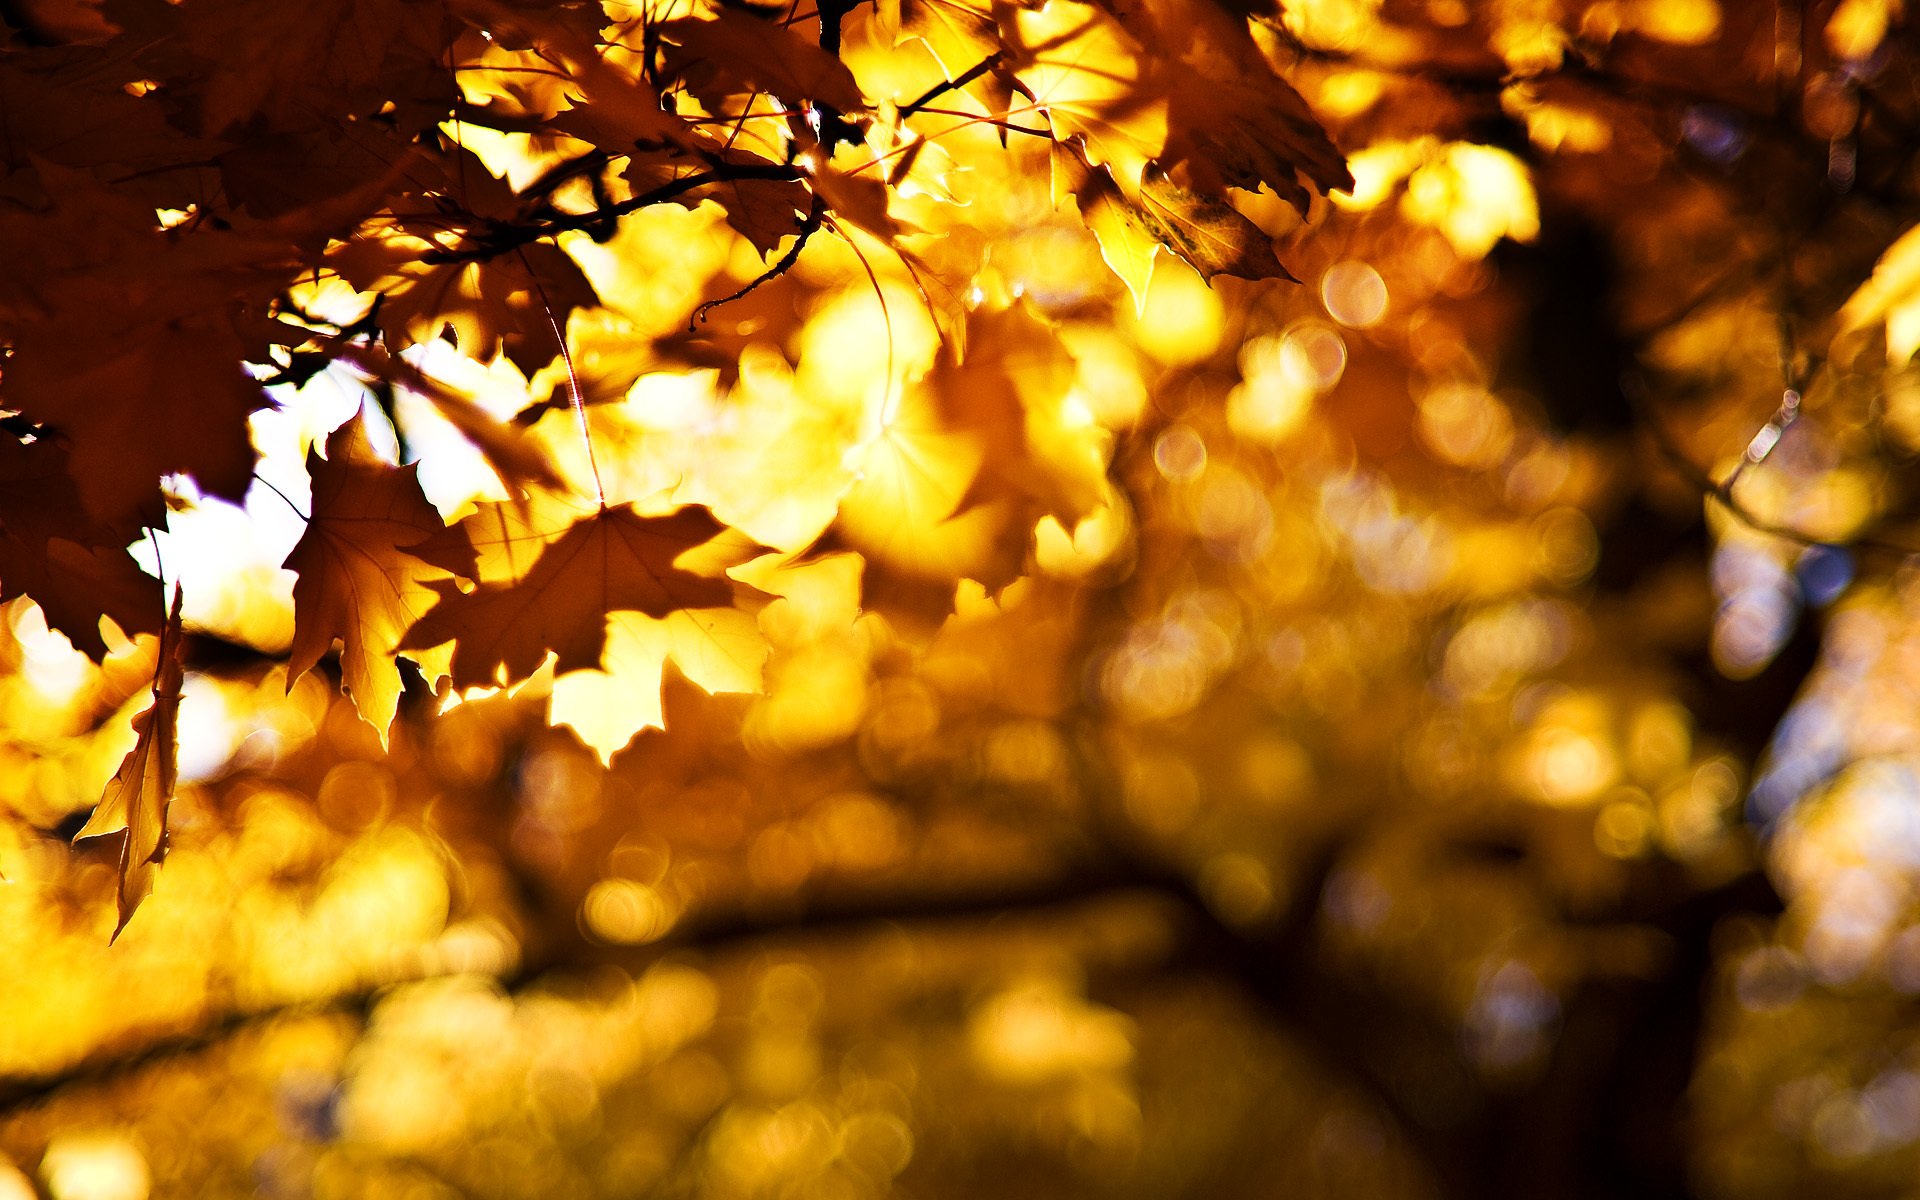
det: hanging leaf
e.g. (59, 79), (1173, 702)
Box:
(1055, 145), (1293, 309)
(1002, 0), (1167, 190)
(74, 586), (186, 940)
(283, 414), (457, 743)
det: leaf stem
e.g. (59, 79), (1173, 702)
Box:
(518, 246), (605, 508)
(253, 473), (311, 523)
(898, 52), (1005, 115)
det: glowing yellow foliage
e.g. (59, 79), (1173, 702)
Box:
(1840, 221), (1920, 362)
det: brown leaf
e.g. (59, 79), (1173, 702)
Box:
(153, 0), (453, 136)
(0, 435), (162, 660)
(403, 497), (770, 690)
(0, 51), (220, 208)
(1095, 0), (1352, 208)
(283, 414), (455, 743)
(466, 0), (706, 156)
(0, 165), (291, 525)
(74, 586), (185, 940)
(656, 9), (866, 114)
(1056, 146), (1295, 299)
(704, 171), (816, 257)
(330, 233), (597, 375)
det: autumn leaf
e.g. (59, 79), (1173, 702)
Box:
(74, 586), (185, 940)
(697, 167), (816, 257)
(4, 321), (271, 523)
(1002, 0), (1167, 190)
(140, 0), (454, 137)
(1054, 146), (1293, 308)
(0, 435), (162, 660)
(878, 0), (999, 69)
(485, 0), (708, 157)
(283, 414), (456, 743)
(1095, 0), (1352, 210)
(1124, 166), (1297, 281)
(813, 301), (1108, 623)
(0, 166), (292, 525)
(0, 52), (220, 208)
(330, 232), (598, 375)
(403, 495), (770, 690)
(656, 8), (867, 115)
(548, 607), (770, 763)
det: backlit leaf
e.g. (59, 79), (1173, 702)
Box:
(74, 586), (185, 940)
(404, 496), (770, 689)
(283, 414), (456, 743)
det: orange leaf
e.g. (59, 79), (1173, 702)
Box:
(283, 414), (456, 743)
(656, 9), (866, 114)
(1003, 0), (1166, 191)
(1100, 0), (1352, 209)
(404, 497), (769, 690)
(1056, 147), (1295, 298)
(74, 586), (185, 940)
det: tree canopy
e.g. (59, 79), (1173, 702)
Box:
(3, 0), (1920, 1196)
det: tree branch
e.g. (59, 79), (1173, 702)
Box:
(688, 192), (825, 328)
(0, 853), (1188, 1117)
(422, 163), (807, 265)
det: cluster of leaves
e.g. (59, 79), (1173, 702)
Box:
(11, 0), (1920, 1196)
(1, 0), (1350, 930)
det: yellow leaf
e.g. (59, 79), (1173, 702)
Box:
(1004, 0), (1166, 190)
(1840, 223), (1920, 363)
(549, 607), (769, 763)
(1057, 147), (1295, 306)
(283, 413), (456, 743)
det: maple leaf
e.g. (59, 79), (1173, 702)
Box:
(549, 607), (770, 763)
(875, 0), (1016, 117)
(330, 233), (598, 375)
(403, 495), (770, 690)
(690, 164), (815, 258)
(1055, 145), (1294, 307)
(465, 0), (707, 157)
(0, 51), (220, 208)
(0, 434), (162, 660)
(879, 0), (999, 72)
(812, 301), (1108, 623)
(138, 0), (454, 137)
(1002, 0), (1167, 191)
(0, 165), (296, 525)
(74, 586), (185, 940)
(283, 414), (456, 743)
(656, 9), (867, 115)
(4, 322), (271, 523)
(1095, 0), (1352, 209)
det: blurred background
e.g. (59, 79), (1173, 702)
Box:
(6, 1), (1920, 1198)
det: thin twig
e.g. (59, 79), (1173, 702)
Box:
(689, 193), (826, 327)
